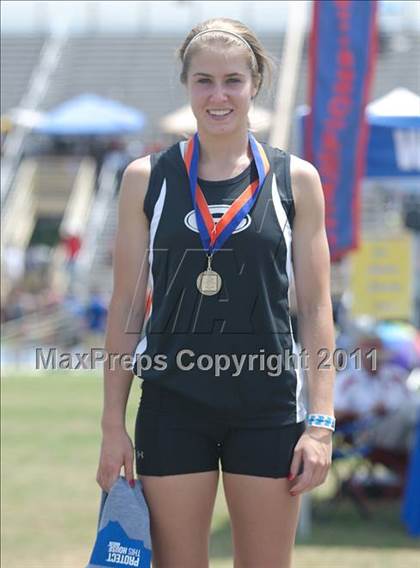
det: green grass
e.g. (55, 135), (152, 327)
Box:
(2, 370), (419, 567)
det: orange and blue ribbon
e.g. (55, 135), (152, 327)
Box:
(183, 131), (270, 255)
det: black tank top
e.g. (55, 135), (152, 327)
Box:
(131, 138), (307, 426)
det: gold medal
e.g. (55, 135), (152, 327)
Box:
(183, 132), (269, 298)
(197, 254), (222, 296)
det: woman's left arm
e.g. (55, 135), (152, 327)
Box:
(287, 155), (336, 496)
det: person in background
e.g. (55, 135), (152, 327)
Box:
(59, 228), (82, 289)
(334, 331), (419, 453)
(84, 288), (108, 352)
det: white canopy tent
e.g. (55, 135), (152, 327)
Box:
(366, 87), (420, 123)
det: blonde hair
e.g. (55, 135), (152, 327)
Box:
(175, 18), (276, 133)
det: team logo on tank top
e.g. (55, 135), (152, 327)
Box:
(184, 206), (252, 235)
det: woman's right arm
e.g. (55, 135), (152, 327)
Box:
(96, 155), (151, 493)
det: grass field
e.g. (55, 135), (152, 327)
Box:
(2, 369), (419, 567)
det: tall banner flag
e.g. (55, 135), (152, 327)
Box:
(304, 0), (378, 261)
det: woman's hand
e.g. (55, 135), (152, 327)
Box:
(96, 426), (135, 493)
(287, 426), (333, 496)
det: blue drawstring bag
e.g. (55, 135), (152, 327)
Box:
(86, 475), (152, 568)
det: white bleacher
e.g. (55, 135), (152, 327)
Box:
(0, 34), (47, 114)
(38, 33), (286, 144)
(3, 31), (419, 145)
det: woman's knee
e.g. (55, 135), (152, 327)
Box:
(138, 472), (218, 568)
(224, 474), (301, 568)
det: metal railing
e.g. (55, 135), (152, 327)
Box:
(1, 32), (68, 206)
(73, 156), (121, 301)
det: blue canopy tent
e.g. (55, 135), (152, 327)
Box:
(33, 93), (146, 136)
(365, 88), (420, 181)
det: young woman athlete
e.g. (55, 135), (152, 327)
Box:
(96, 18), (336, 568)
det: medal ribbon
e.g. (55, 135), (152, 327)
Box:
(183, 130), (270, 255)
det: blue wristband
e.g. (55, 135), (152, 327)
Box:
(306, 414), (336, 432)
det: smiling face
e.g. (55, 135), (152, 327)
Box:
(185, 43), (258, 136)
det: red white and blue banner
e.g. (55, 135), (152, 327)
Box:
(304, 0), (378, 261)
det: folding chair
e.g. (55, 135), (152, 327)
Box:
(325, 415), (409, 519)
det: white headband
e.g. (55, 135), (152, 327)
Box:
(184, 28), (256, 63)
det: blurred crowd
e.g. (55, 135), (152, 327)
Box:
(327, 302), (420, 500)
(2, 283), (109, 352)
(334, 329), (418, 452)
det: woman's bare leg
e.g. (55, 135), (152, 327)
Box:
(222, 472), (302, 568)
(139, 470), (219, 568)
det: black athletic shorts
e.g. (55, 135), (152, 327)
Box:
(134, 382), (306, 478)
